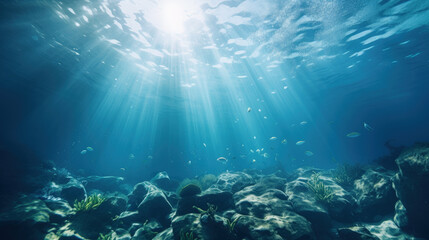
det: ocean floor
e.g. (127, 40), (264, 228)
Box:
(1, 144), (429, 240)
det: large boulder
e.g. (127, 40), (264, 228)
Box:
(44, 199), (73, 223)
(60, 179), (86, 205)
(128, 181), (158, 210)
(98, 196), (127, 219)
(233, 175), (287, 200)
(285, 173), (356, 230)
(392, 144), (429, 238)
(171, 213), (229, 240)
(235, 213), (314, 240)
(213, 172), (255, 193)
(115, 211), (141, 228)
(285, 177), (331, 231)
(150, 171), (176, 191)
(235, 189), (293, 218)
(68, 196), (126, 239)
(137, 189), (173, 227)
(82, 176), (126, 193)
(353, 168), (396, 221)
(0, 198), (53, 239)
(176, 187), (234, 216)
(365, 220), (418, 240)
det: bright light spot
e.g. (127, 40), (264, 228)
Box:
(161, 2), (185, 34)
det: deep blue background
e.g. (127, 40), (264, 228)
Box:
(1, 0), (428, 184)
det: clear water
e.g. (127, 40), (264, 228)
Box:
(1, 0), (428, 181)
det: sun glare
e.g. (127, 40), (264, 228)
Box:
(162, 2), (185, 34)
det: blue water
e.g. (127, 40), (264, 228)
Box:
(1, 0), (428, 181)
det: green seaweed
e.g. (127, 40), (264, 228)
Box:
(97, 232), (113, 240)
(307, 172), (334, 204)
(193, 203), (217, 220)
(180, 230), (198, 240)
(226, 216), (240, 233)
(332, 163), (363, 187)
(73, 194), (106, 212)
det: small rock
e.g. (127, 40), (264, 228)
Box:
(152, 228), (174, 240)
(338, 226), (380, 240)
(114, 228), (131, 240)
(132, 224), (160, 240)
(393, 200), (408, 228)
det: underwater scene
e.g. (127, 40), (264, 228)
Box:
(1, 0), (429, 239)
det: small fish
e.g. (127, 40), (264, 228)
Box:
(187, 160), (192, 165)
(269, 136), (277, 141)
(296, 141), (305, 145)
(147, 155), (153, 159)
(86, 147), (94, 151)
(120, 168), (126, 171)
(250, 149), (254, 153)
(256, 149), (261, 153)
(281, 139), (287, 144)
(128, 154), (135, 160)
(80, 150), (87, 155)
(305, 151), (314, 156)
(216, 157), (228, 164)
(346, 132), (361, 138)
(203, 143), (207, 147)
(258, 109), (262, 112)
(253, 136), (257, 139)
(252, 159), (256, 163)
(263, 153), (270, 158)
(247, 107), (252, 112)
(300, 121), (308, 125)
(363, 122), (373, 131)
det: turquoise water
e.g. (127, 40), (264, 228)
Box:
(1, 0), (429, 180)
